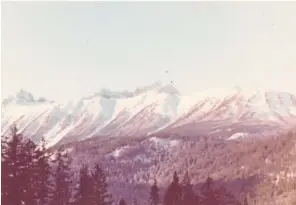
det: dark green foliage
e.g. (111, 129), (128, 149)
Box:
(34, 137), (53, 205)
(163, 172), (241, 205)
(150, 179), (160, 205)
(181, 171), (197, 205)
(51, 147), (72, 205)
(91, 164), (113, 205)
(200, 177), (219, 205)
(1, 125), (37, 205)
(73, 163), (112, 205)
(243, 196), (249, 205)
(133, 198), (139, 205)
(164, 171), (182, 205)
(215, 186), (243, 205)
(1, 125), (117, 205)
(74, 164), (93, 205)
(21, 139), (38, 205)
(119, 198), (127, 205)
(198, 177), (243, 205)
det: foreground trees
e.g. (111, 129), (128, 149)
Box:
(1, 126), (113, 205)
(164, 171), (182, 205)
(1, 126), (52, 205)
(74, 163), (112, 205)
(1, 126), (71, 205)
(51, 147), (72, 205)
(163, 172), (242, 205)
(150, 179), (160, 205)
(91, 164), (113, 205)
(181, 171), (197, 205)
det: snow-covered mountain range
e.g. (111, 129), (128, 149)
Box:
(2, 82), (296, 147)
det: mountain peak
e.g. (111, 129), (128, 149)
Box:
(2, 84), (296, 147)
(88, 81), (180, 99)
(2, 89), (53, 106)
(15, 89), (35, 102)
(134, 81), (180, 96)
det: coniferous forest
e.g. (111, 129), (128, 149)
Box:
(2, 125), (296, 205)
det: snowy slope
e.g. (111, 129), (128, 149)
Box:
(2, 84), (296, 147)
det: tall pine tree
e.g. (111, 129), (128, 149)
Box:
(243, 195), (249, 205)
(2, 125), (23, 205)
(1, 125), (37, 205)
(215, 185), (242, 205)
(150, 179), (159, 205)
(132, 198), (138, 205)
(150, 179), (160, 205)
(91, 164), (112, 205)
(200, 177), (218, 205)
(1, 133), (10, 205)
(33, 137), (52, 205)
(119, 198), (127, 205)
(181, 171), (196, 205)
(164, 171), (182, 205)
(51, 147), (72, 205)
(20, 139), (38, 205)
(74, 164), (93, 205)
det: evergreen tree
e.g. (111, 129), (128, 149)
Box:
(1, 134), (10, 205)
(164, 171), (182, 205)
(194, 194), (201, 205)
(1, 126), (23, 205)
(215, 186), (242, 205)
(91, 164), (112, 205)
(74, 164), (93, 205)
(150, 179), (160, 205)
(181, 171), (196, 205)
(33, 137), (52, 205)
(1, 125), (37, 205)
(132, 198), (139, 205)
(119, 198), (127, 205)
(243, 196), (249, 205)
(200, 177), (242, 205)
(51, 147), (72, 205)
(200, 177), (218, 205)
(20, 139), (38, 205)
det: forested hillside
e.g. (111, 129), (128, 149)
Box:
(2, 125), (296, 205)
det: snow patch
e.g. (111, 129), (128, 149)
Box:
(227, 132), (249, 140)
(111, 146), (130, 158)
(149, 136), (179, 148)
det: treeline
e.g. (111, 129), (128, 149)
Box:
(2, 126), (246, 205)
(156, 171), (245, 205)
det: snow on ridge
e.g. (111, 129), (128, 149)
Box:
(148, 136), (179, 148)
(2, 85), (296, 147)
(227, 132), (249, 140)
(110, 145), (130, 158)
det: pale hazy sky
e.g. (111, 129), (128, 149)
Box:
(2, 2), (296, 101)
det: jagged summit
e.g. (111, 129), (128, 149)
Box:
(2, 89), (53, 106)
(87, 81), (180, 99)
(132, 81), (180, 96)
(16, 89), (35, 102)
